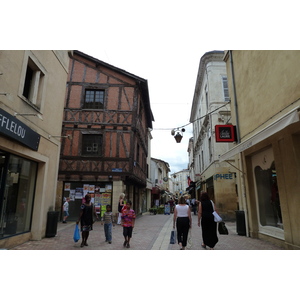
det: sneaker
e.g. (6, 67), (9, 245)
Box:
(108, 241), (112, 244)
(126, 243), (130, 248)
(123, 241), (127, 247)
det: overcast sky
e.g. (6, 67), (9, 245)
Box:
(4, 1), (296, 174)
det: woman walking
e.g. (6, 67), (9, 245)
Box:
(121, 200), (136, 248)
(197, 192), (218, 250)
(76, 194), (98, 248)
(117, 193), (126, 225)
(173, 196), (192, 250)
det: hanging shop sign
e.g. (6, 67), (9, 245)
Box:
(0, 108), (40, 151)
(215, 125), (236, 143)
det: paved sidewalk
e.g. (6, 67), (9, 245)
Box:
(10, 213), (285, 250)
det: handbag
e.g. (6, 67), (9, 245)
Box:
(73, 224), (80, 242)
(170, 230), (176, 244)
(211, 200), (222, 222)
(218, 221), (228, 235)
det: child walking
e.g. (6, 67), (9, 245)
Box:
(121, 200), (136, 248)
(102, 205), (115, 244)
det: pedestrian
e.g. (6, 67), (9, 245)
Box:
(191, 198), (197, 215)
(117, 193), (126, 225)
(173, 196), (192, 250)
(76, 194), (98, 248)
(121, 200), (136, 248)
(102, 204), (115, 244)
(197, 192), (218, 250)
(62, 197), (70, 223)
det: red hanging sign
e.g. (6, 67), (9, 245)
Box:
(215, 125), (236, 142)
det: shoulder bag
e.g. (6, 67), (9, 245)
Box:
(218, 221), (229, 235)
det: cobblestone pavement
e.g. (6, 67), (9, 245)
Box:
(10, 213), (285, 250)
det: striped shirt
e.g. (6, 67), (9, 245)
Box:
(103, 211), (114, 224)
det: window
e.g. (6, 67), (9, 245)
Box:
(84, 90), (105, 109)
(222, 76), (230, 101)
(82, 134), (103, 156)
(21, 55), (46, 109)
(252, 147), (283, 230)
(205, 85), (209, 109)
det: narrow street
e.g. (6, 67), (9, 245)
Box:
(10, 213), (284, 250)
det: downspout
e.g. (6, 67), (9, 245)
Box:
(228, 50), (249, 236)
(229, 50), (241, 143)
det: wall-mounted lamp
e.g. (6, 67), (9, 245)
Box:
(48, 134), (72, 140)
(14, 112), (43, 120)
(0, 92), (8, 96)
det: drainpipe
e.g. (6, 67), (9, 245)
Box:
(228, 50), (249, 236)
(229, 50), (241, 144)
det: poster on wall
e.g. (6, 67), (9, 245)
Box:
(83, 184), (89, 197)
(64, 183), (71, 191)
(94, 193), (101, 207)
(105, 185), (112, 192)
(89, 185), (95, 193)
(100, 193), (111, 206)
(70, 189), (75, 201)
(75, 188), (83, 199)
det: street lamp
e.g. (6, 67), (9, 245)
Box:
(171, 128), (185, 143)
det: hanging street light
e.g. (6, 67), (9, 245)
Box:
(171, 128), (185, 143)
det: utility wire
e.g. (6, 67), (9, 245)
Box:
(153, 101), (230, 131)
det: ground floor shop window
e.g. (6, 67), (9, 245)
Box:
(62, 182), (112, 221)
(252, 147), (283, 229)
(0, 152), (37, 238)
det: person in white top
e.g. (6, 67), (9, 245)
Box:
(173, 196), (192, 250)
(62, 198), (70, 223)
(117, 193), (126, 225)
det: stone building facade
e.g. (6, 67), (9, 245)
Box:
(221, 50), (300, 249)
(0, 50), (71, 248)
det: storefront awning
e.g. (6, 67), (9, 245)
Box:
(219, 107), (300, 162)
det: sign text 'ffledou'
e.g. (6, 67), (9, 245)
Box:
(0, 108), (40, 151)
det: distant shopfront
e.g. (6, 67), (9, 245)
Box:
(0, 151), (38, 238)
(0, 109), (40, 240)
(62, 181), (113, 220)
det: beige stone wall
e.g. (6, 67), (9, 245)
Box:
(225, 50), (300, 248)
(213, 172), (238, 219)
(0, 50), (70, 245)
(228, 50), (300, 140)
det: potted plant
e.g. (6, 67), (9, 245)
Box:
(149, 207), (157, 215)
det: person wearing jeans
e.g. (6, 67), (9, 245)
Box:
(102, 205), (115, 244)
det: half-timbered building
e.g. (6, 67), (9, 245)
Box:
(56, 51), (154, 219)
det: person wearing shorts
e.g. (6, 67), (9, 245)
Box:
(62, 198), (70, 223)
(121, 200), (136, 248)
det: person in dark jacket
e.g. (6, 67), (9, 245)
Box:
(76, 194), (98, 248)
(197, 192), (218, 249)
